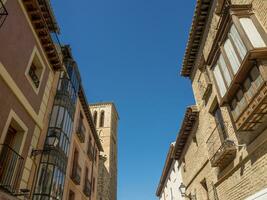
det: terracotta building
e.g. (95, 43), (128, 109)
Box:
(0, 1), (103, 200)
(166, 0), (267, 199)
(90, 103), (119, 200)
(0, 0), (62, 199)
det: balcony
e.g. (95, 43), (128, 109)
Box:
(206, 124), (236, 168)
(76, 122), (85, 143)
(0, 0), (8, 28)
(83, 179), (91, 197)
(71, 163), (81, 185)
(232, 79), (267, 131)
(87, 145), (94, 161)
(0, 144), (24, 194)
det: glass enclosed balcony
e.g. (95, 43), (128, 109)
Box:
(210, 15), (267, 131)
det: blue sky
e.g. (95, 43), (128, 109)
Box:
(52, 0), (195, 199)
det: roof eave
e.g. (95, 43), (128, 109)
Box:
(180, 0), (213, 77)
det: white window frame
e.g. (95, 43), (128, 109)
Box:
(25, 46), (46, 94)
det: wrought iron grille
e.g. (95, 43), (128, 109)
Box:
(29, 66), (40, 88)
(83, 179), (91, 197)
(76, 122), (85, 143)
(71, 163), (81, 185)
(206, 122), (236, 167)
(206, 122), (231, 161)
(0, 144), (24, 194)
(0, 0), (8, 29)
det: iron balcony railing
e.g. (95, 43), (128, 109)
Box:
(87, 145), (94, 161)
(76, 122), (85, 143)
(206, 123), (236, 167)
(0, 0), (8, 29)
(0, 144), (24, 194)
(29, 66), (40, 88)
(83, 179), (91, 197)
(71, 163), (81, 185)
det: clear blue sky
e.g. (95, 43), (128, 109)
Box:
(52, 0), (195, 199)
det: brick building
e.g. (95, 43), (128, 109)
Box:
(157, 0), (267, 199)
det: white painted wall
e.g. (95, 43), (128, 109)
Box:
(159, 160), (184, 200)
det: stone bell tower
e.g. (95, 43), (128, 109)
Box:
(89, 102), (119, 200)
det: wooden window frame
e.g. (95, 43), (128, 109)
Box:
(210, 5), (267, 105)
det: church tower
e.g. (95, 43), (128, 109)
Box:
(89, 102), (119, 200)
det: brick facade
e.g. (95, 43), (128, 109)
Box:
(162, 0), (267, 199)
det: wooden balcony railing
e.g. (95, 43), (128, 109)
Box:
(0, 144), (24, 194)
(206, 123), (236, 168)
(71, 163), (81, 185)
(234, 76), (267, 131)
(83, 179), (91, 197)
(76, 122), (85, 143)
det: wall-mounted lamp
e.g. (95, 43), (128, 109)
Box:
(179, 183), (196, 200)
(31, 133), (59, 157)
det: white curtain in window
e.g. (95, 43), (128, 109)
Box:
(218, 55), (232, 86)
(213, 64), (227, 96)
(224, 39), (241, 74)
(240, 18), (266, 48)
(230, 25), (247, 60)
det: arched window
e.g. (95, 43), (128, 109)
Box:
(100, 111), (105, 127)
(93, 111), (97, 126)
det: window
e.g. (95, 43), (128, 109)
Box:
(99, 111), (105, 127)
(0, 115), (27, 194)
(224, 38), (241, 74)
(182, 158), (186, 172)
(93, 111), (97, 126)
(213, 106), (227, 141)
(240, 18), (266, 48)
(26, 48), (45, 92)
(213, 64), (227, 96)
(68, 190), (75, 200)
(211, 14), (267, 101)
(92, 177), (95, 193)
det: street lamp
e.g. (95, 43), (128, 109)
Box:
(46, 134), (59, 147)
(179, 183), (196, 200)
(31, 132), (59, 157)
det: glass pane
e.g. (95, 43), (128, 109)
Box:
(49, 106), (59, 127)
(218, 55), (232, 86)
(229, 24), (247, 60)
(240, 18), (266, 48)
(224, 39), (241, 74)
(213, 64), (227, 96)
